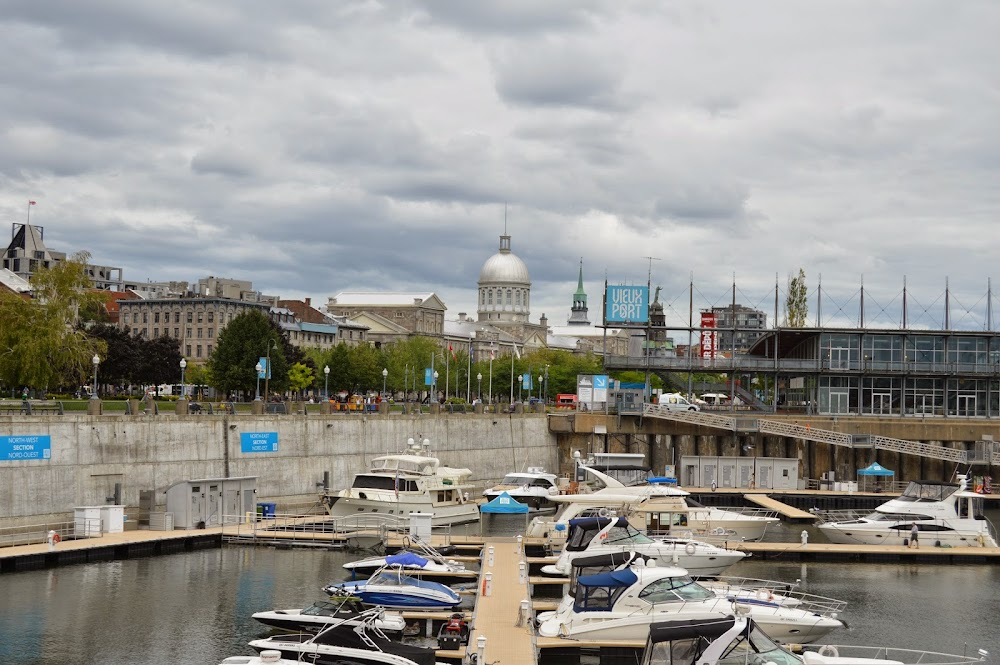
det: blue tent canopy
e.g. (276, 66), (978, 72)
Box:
(480, 491), (529, 514)
(578, 569), (639, 588)
(858, 462), (894, 476)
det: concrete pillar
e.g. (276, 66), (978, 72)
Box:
(319, 401), (331, 415)
(513, 403), (524, 414)
(126, 398), (142, 416)
(86, 399), (103, 415)
(379, 401), (389, 415)
(474, 403), (485, 414)
(252, 400), (264, 415)
(430, 402), (441, 415)
(175, 398), (189, 415)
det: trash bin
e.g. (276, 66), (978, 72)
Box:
(256, 502), (276, 519)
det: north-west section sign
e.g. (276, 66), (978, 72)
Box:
(1, 435), (52, 461)
(240, 432), (278, 453)
(604, 285), (649, 325)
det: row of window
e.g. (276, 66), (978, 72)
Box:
(820, 333), (1000, 365)
(480, 287), (529, 309)
(122, 310), (224, 325)
(184, 344), (212, 358)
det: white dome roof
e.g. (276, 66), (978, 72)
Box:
(479, 251), (530, 285)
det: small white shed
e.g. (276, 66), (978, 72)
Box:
(680, 456), (799, 490)
(164, 476), (258, 529)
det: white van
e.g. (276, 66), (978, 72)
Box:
(658, 393), (700, 411)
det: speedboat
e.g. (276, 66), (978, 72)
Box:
(248, 608), (440, 665)
(528, 466), (778, 542)
(817, 475), (999, 548)
(541, 516), (748, 577)
(343, 542), (470, 583)
(219, 651), (300, 665)
(251, 596), (405, 634)
(483, 467), (561, 511)
(536, 558), (844, 644)
(324, 564), (462, 610)
(321, 437), (479, 527)
(640, 613), (987, 665)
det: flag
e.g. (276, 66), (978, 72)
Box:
(28, 200), (36, 205)
(513, 344), (521, 359)
(449, 343), (455, 359)
(489, 348), (495, 361)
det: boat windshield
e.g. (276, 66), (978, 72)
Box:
(716, 624), (801, 665)
(501, 474), (553, 487)
(604, 525), (655, 546)
(866, 512), (933, 522)
(898, 482), (957, 503)
(302, 599), (363, 616)
(638, 576), (715, 604)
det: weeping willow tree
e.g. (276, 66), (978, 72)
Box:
(0, 252), (107, 393)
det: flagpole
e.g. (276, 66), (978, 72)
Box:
(467, 334), (472, 401)
(445, 349), (450, 401)
(510, 344), (515, 404)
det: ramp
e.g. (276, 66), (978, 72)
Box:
(744, 494), (816, 522)
(642, 403), (1000, 465)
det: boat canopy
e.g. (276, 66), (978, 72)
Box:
(568, 516), (627, 529)
(385, 552), (429, 568)
(571, 551), (647, 569)
(647, 616), (738, 644)
(577, 569), (639, 588)
(480, 491), (529, 514)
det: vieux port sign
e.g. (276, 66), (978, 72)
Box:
(604, 285), (649, 326)
(1, 435), (52, 461)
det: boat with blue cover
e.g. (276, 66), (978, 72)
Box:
(324, 564), (462, 610)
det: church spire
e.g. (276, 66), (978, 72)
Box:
(568, 257), (590, 325)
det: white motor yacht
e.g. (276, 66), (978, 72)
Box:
(483, 467), (561, 511)
(817, 475), (998, 548)
(536, 558), (844, 644)
(322, 437), (478, 527)
(640, 613), (987, 665)
(251, 597), (406, 634)
(541, 516), (748, 577)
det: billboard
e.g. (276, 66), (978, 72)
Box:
(604, 285), (649, 325)
(700, 312), (717, 359)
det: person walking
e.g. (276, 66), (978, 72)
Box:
(909, 523), (919, 548)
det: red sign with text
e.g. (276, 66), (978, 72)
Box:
(700, 312), (717, 359)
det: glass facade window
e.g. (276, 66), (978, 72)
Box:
(906, 336), (945, 365)
(947, 337), (988, 366)
(821, 333), (859, 370)
(862, 334), (903, 364)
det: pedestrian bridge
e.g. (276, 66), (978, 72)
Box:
(642, 403), (1000, 465)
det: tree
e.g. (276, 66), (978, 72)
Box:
(287, 362), (315, 399)
(208, 310), (288, 397)
(785, 268), (808, 328)
(0, 252), (106, 392)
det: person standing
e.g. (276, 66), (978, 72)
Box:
(909, 523), (919, 548)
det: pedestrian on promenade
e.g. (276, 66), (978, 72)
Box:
(909, 523), (919, 548)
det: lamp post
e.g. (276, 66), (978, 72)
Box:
(264, 339), (277, 403)
(518, 375), (523, 403)
(179, 358), (187, 399)
(255, 362), (263, 401)
(323, 365), (330, 401)
(91, 354), (100, 400)
(488, 355), (493, 405)
(382, 368), (388, 398)
(477, 373), (482, 402)
(433, 370), (439, 403)
(538, 374), (543, 405)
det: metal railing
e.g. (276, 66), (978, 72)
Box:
(703, 576), (848, 616)
(0, 519), (84, 548)
(222, 512), (453, 547)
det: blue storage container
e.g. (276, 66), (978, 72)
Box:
(257, 502), (276, 518)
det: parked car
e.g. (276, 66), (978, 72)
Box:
(657, 393), (700, 411)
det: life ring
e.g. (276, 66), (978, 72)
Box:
(52, 533), (61, 544)
(713, 527), (727, 536)
(684, 542), (697, 556)
(755, 588), (774, 602)
(818, 645), (839, 658)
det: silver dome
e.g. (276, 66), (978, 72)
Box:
(478, 251), (530, 285)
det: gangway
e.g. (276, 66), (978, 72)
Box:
(642, 403), (1000, 466)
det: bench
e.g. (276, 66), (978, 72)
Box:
(0, 400), (65, 415)
(0, 400), (29, 415)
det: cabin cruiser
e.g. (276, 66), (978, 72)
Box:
(817, 475), (999, 547)
(324, 563), (462, 610)
(344, 542), (470, 582)
(248, 608), (440, 665)
(537, 558), (844, 644)
(640, 614), (987, 665)
(321, 438), (478, 527)
(483, 467), (561, 511)
(251, 596), (406, 634)
(541, 516), (748, 577)
(527, 467), (778, 542)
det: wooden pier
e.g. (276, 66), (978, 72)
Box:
(744, 494), (817, 522)
(468, 539), (537, 664)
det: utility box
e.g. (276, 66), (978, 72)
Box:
(100, 505), (125, 533)
(164, 476), (258, 529)
(409, 512), (433, 542)
(74, 506), (103, 537)
(149, 512), (174, 531)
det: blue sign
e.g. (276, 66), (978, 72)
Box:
(241, 432), (278, 453)
(605, 285), (649, 325)
(593, 375), (609, 390)
(1, 435), (51, 461)
(257, 357), (271, 380)
(521, 374), (533, 390)
(425, 368), (433, 386)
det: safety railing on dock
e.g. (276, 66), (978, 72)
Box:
(0, 519), (88, 548)
(222, 513), (452, 548)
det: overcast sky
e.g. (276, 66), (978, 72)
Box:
(3, 1), (998, 331)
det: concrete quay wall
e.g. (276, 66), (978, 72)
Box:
(0, 413), (555, 529)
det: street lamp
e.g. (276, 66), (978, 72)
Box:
(518, 374), (523, 403)
(539, 375), (543, 404)
(179, 358), (187, 399)
(433, 370), (439, 403)
(477, 373), (482, 402)
(91, 354), (100, 400)
(264, 339), (277, 402)
(382, 368), (388, 397)
(323, 365), (330, 401)
(255, 361), (263, 401)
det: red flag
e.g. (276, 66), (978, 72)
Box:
(449, 344), (455, 359)
(28, 200), (36, 205)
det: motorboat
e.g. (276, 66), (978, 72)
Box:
(817, 475), (999, 548)
(321, 437), (479, 527)
(343, 541), (470, 583)
(527, 466), (779, 542)
(251, 596), (405, 634)
(248, 608), (440, 665)
(541, 516), (748, 577)
(482, 467), (561, 511)
(324, 564), (462, 610)
(219, 651), (301, 665)
(536, 559), (845, 644)
(640, 613), (987, 665)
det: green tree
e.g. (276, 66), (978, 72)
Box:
(0, 252), (106, 392)
(785, 268), (808, 328)
(207, 310), (288, 397)
(287, 362), (315, 399)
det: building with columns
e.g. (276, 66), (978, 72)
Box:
(476, 233), (549, 351)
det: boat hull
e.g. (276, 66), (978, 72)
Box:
(326, 494), (479, 526)
(818, 523), (997, 547)
(251, 609), (406, 634)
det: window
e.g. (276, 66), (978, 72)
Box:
(174, 312), (180, 323)
(488, 290), (493, 305)
(133, 328), (139, 335)
(207, 344), (212, 355)
(196, 345), (202, 358)
(207, 312), (214, 323)
(197, 312), (203, 323)
(142, 312), (148, 323)
(186, 345), (192, 356)
(153, 328), (159, 337)
(174, 328), (179, 338)
(123, 313), (130, 324)
(186, 312), (193, 323)
(207, 328), (214, 338)
(506, 289), (512, 305)
(154, 312), (160, 323)
(197, 328), (203, 338)
(186, 327), (192, 338)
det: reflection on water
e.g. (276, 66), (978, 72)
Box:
(0, 513), (998, 664)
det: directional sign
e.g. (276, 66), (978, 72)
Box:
(1, 435), (51, 461)
(241, 432), (278, 453)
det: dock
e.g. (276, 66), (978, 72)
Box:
(468, 539), (536, 664)
(744, 494), (817, 522)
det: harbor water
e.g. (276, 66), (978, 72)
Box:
(1, 517), (998, 664)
